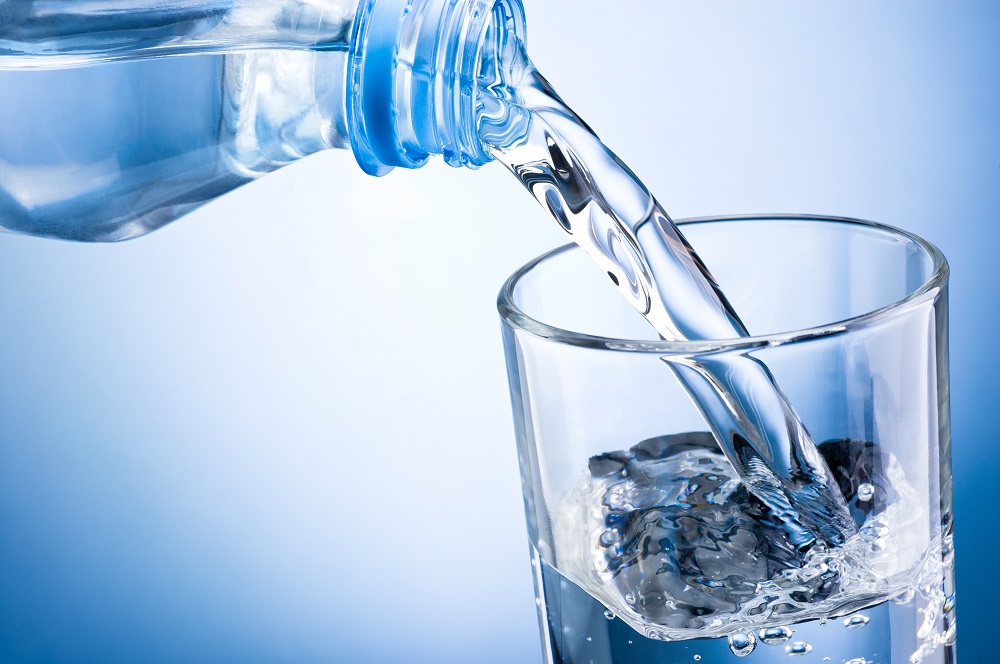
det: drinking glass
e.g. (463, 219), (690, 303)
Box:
(498, 215), (955, 663)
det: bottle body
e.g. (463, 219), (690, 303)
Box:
(0, 49), (351, 240)
(0, 0), (525, 241)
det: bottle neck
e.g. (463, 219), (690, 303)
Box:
(347, 0), (526, 175)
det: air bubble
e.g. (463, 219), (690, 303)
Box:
(728, 631), (757, 657)
(758, 626), (793, 645)
(604, 610), (616, 620)
(625, 593), (636, 605)
(693, 656), (701, 661)
(785, 641), (812, 656)
(844, 614), (870, 629)
(857, 483), (875, 501)
(845, 659), (869, 664)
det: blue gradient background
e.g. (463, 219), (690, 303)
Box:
(0, 1), (996, 662)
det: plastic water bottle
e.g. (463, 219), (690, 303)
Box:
(0, 0), (525, 241)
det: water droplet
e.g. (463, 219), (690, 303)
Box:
(728, 631), (757, 657)
(758, 626), (793, 645)
(819, 618), (828, 626)
(785, 641), (812, 656)
(844, 614), (870, 629)
(604, 610), (616, 620)
(585, 636), (592, 642)
(857, 482), (875, 501)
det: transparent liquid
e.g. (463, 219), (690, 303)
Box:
(535, 433), (955, 663)
(537, 561), (952, 664)
(475, 24), (856, 548)
(0, 1), (363, 240)
(0, 50), (350, 240)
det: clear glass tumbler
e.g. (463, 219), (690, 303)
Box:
(498, 215), (955, 664)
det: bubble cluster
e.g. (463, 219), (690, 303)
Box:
(551, 434), (945, 644)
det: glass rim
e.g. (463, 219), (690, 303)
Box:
(497, 214), (949, 354)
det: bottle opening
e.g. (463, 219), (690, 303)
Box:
(347, 0), (526, 175)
